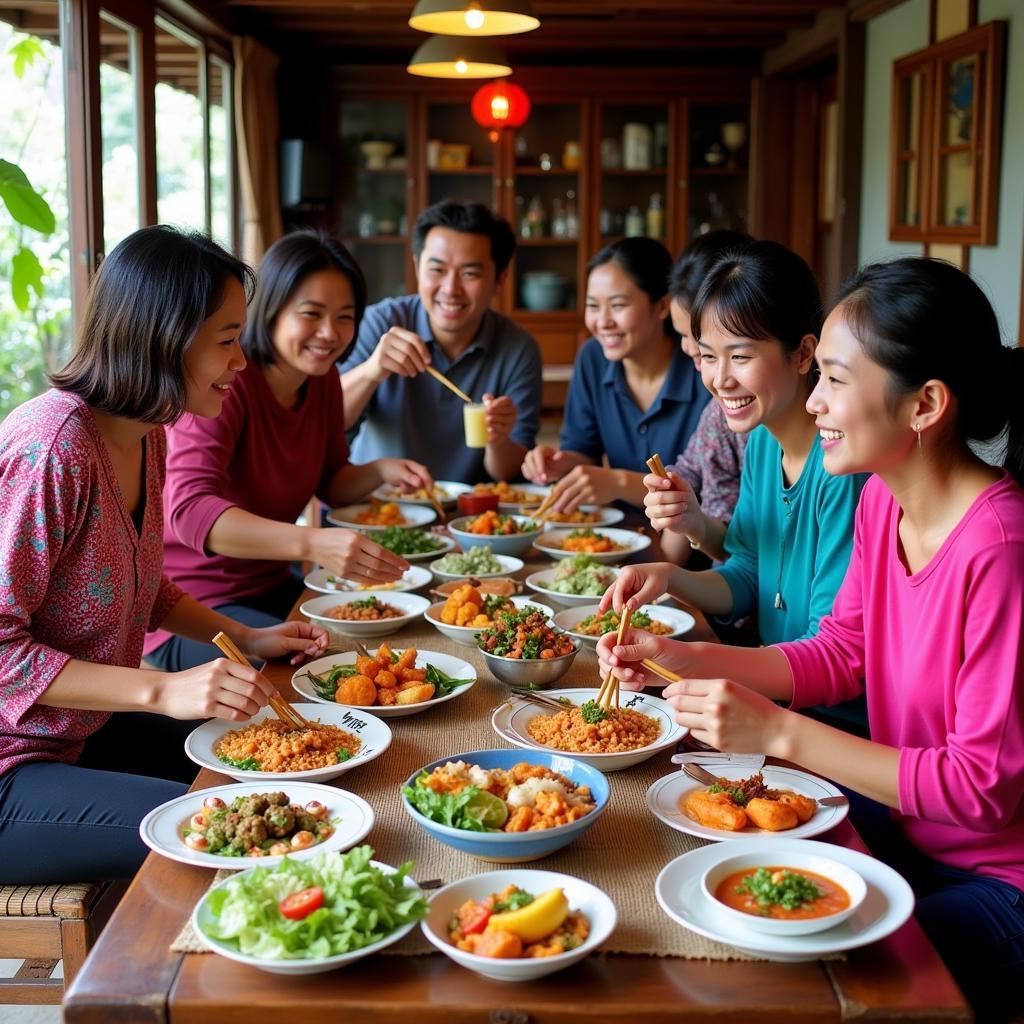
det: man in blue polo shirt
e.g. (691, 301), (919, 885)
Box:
(340, 200), (542, 483)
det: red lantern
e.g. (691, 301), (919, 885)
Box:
(471, 81), (531, 131)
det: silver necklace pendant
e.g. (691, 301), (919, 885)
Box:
(774, 592), (785, 610)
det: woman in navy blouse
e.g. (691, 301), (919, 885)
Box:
(522, 238), (708, 512)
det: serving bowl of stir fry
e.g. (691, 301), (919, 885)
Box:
(533, 527), (651, 565)
(299, 592), (430, 639)
(448, 512), (543, 558)
(326, 502), (437, 531)
(552, 603), (695, 648)
(475, 608), (580, 689)
(425, 586), (551, 647)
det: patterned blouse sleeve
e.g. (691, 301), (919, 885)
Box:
(0, 432), (85, 726)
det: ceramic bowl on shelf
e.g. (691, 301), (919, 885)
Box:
(521, 271), (567, 312)
(360, 140), (396, 169)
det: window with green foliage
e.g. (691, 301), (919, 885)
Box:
(0, 6), (72, 422)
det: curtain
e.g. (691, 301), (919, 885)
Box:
(233, 36), (283, 264)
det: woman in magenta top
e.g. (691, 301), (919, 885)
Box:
(0, 227), (327, 883)
(148, 231), (432, 671)
(598, 258), (1024, 1020)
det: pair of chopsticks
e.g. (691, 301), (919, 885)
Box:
(646, 452), (670, 484)
(425, 365), (472, 404)
(523, 487), (558, 522)
(426, 488), (447, 525)
(595, 604), (633, 711)
(211, 632), (311, 730)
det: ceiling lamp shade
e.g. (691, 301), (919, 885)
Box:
(471, 81), (531, 130)
(409, 0), (539, 37)
(407, 34), (512, 79)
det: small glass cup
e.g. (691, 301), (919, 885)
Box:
(463, 403), (488, 448)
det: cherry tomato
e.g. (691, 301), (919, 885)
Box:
(460, 903), (492, 935)
(278, 887), (325, 920)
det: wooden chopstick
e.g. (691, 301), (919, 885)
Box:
(596, 604), (633, 710)
(211, 632), (311, 729)
(427, 489), (447, 525)
(640, 658), (684, 684)
(425, 365), (472, 404)
(645, 453), (669, 481)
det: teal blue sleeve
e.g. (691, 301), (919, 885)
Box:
(801, 472), (868, 639)
(711, 447), (760, 619)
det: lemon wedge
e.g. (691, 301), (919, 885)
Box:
(486, 887), (569, 943)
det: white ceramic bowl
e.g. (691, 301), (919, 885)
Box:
(424, 596), (552, 647)
(421, 869), (616, 981)
(552, 603), (695, 648)
(429, 552), (524, 581)
(291, 649), (476, 718)
(700, 843), (867, 936)
(371, 480), (471, 507)
(139, 781), (374, 869)
(533, 527), (652, 565)
(525, 566), (620, 608)
(184, 703), (392, 783)
(299, 591), (430, 640)
(491, 687), (686, 771)
(192, 857), (421, 974)
(303, 565), (432, 595)
(447, 514), (544, 558)
(537, 506), (626, 527)
(325, 503), (436, 531)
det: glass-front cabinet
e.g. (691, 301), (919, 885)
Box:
(685, 102), (749, 240)
(338, 99), (412, 303)
(890, 21), (1005, 245)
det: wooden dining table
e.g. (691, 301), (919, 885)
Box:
(63, 555), (970, 1024)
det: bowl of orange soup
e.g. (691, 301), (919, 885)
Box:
(701, 843), (867, 936)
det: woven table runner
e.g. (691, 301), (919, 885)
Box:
(171, 590), (784, 961)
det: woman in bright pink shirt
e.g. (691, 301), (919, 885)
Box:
(148, 231), (432, 671)
(0, 227), (327, 884)
(598, 258), (1024, 1020)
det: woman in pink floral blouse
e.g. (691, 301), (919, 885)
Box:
(0, 226), (327, 883)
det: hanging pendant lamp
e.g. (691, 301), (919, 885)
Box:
(409, 0), (539, 37)
(407, 34), (512, 79)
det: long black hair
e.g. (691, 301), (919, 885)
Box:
(51, 225), (254, 424)
(242, 229), (367, 366)
(833, 257), (1024, 485)
(690, 239), (823, 354)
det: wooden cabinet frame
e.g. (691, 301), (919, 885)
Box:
(889, 20), (1005, 245)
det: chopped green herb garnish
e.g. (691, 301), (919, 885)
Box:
(218, 753), (261, 772)
(709, 782), (749, 805)
(736, 868), (824, 912)
(580, 699), (608, 724)
(492, 889), (535, 912)
(336, 748), (353, 763)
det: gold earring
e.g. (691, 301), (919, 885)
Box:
(913, 423), (922, 452)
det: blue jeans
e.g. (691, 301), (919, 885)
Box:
(846, 790), (1024, 1023)
(0, 711), (204, 883)
(145, 576), (305, 672)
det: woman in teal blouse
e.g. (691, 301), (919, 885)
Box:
(604, 240), (869, 731)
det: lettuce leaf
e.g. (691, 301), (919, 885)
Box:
(402, 774), (496, 832)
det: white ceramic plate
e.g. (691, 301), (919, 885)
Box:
(553, 603), (695, 648)
(533, 527), (652, 565)
(192, 859), (422, 974)
(326, 503), (437, 531)
(645, 764), (849, 842)
(291, 648), (477, 718)
(429, 553), (524, 581)
(424, 596), (553, 647)
(421, 869), (617, 981)
(184, 703), (392, 783)
(373, 531), (457, 563)
(524, 566), (620, 608)
(300, 591), (431, 639)
(303, 565), (432, 595)
(371, 480), (471, 507)
(491, 687), (686, 771)
(139, 781), (374, 870)
(536, 506), (626, 527)
(654, 838), (915, 962)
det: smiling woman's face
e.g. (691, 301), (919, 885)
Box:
(696, 307), (812, 434)
(183, 276), (248, 418)
(807, 307), (916, 476)
(584, 261), (668, 362)
(271, 269), (356, 378)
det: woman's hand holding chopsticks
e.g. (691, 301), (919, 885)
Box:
(595, 629), (691, 694)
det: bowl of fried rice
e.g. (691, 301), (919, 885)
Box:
(490, 688), (686, 772)
(185, 703), (393, 783)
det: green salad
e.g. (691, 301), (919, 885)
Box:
(371, 527), (445, 556)
(402, 773), (507, 832)
(199, 846), (427, 960)
(546, 554), (617, 596)
(432, 545), (504, 575)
